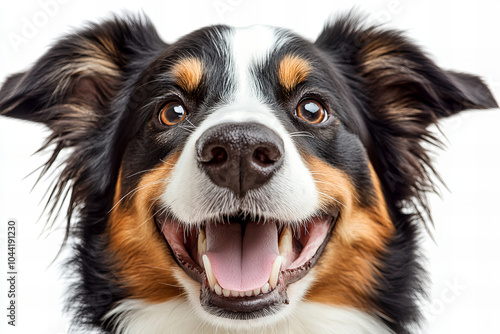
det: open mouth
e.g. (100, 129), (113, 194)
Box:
(158, 212), (337, 319)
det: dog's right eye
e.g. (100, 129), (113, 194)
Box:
(158, 101), (187, 126)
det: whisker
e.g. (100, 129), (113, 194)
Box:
(126, 166), (172, 179)
(178, 125), (195, 133)
(158, 282), (184, 289)
(107, 180), (165, 213)
(317, 190), (348, 210)
(135, 201), (167, 230)
(159, 159), (176, 166)
(157, 282), (184, 289)
(147, 193), (164, 215)
(289, 131), (315, 138)
(309, 171), (361, 204)
(159, 207), (172, 232)
(311, 179), (361, 205)
(184, 118), (197, 129)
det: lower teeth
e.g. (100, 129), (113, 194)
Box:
(214, 283), (273, 298)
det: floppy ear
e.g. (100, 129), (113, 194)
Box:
(315, 14), (498, 216)
(0, 15), (166, 221)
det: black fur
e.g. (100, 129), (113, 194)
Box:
(0, 12), (497, 333)
(0, 14), (168, 331)
(315, 14), (497, 332)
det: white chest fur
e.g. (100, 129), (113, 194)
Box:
(104, 299), (391, 334)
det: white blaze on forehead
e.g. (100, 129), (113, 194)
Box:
(228, 25), (287, 100)
(161, 25), (319, 225)
(162, 102), (320, 225)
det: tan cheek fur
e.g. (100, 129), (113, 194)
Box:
(108, 152), (184, 303)
(303, 154), (394, 310)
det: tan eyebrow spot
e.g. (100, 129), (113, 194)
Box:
(278, 54), (312, 91)
(171, 57), (204, 92)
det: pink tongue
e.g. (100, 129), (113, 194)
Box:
(205, 221), (279, 291)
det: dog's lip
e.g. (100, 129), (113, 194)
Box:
(200, 273), (289, 318)
(156, 212), (337, 317)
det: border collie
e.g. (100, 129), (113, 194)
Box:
(0, 13), (497, 334)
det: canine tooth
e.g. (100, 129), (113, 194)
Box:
(279, 226), (293, 257)
(202, 255), (217, 290)
(198, 227), (207, 258)
(223, 289), (230, 297)
(245, 290), (253, 297)
(269, 256), (282, 290)
(261, 283), (270, 294)
(253, 288), (261, 296)
(214, 283), (222, 296)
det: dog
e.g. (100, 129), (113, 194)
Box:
(0, 13), (497, 334)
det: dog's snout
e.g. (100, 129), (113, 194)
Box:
(196, 122), (284, 195)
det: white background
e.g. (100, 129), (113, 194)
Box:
(0, 0), (499, 333)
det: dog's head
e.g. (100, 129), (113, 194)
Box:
(0, 14), (497, 333)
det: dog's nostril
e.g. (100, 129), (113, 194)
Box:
(252, 147), (279, 166)
(209, 147), (228, 164)
(198, 145), (228, 165)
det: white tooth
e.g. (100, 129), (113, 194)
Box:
(214, 283), (222, 296)
(269, 256), (282, 289)
(245, 290), (253, 297)
(202, 255), (217, 290)
(261, 283), (270, 294)
(278, 226), (293, 258)
(223, 289), (230, 297)
(231, 290), (239, 297)
(198, 227), (207, 265)
(198, 227), (207, 253)
(239, 292), (245, 297)
(253, 288), (261, 296)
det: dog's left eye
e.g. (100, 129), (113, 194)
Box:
(159, 101), (187, 126)
(296, 99), (328, 124)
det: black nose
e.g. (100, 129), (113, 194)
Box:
(196, 122), (284, 196)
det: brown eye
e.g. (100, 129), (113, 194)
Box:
(296, 99), (327, 124)
(159, 101), (187, 126)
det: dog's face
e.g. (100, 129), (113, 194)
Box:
(112, 24), (394, 329)
(0, 15), (497, 333)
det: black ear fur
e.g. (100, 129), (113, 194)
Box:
(0, 15), (167, 329)
(445, 70), (498, 112)
(315, 14), (497, 333)
(0, 14), (166, 229)
(315, 14), (497, 214)
(0, 14), (166, 122)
